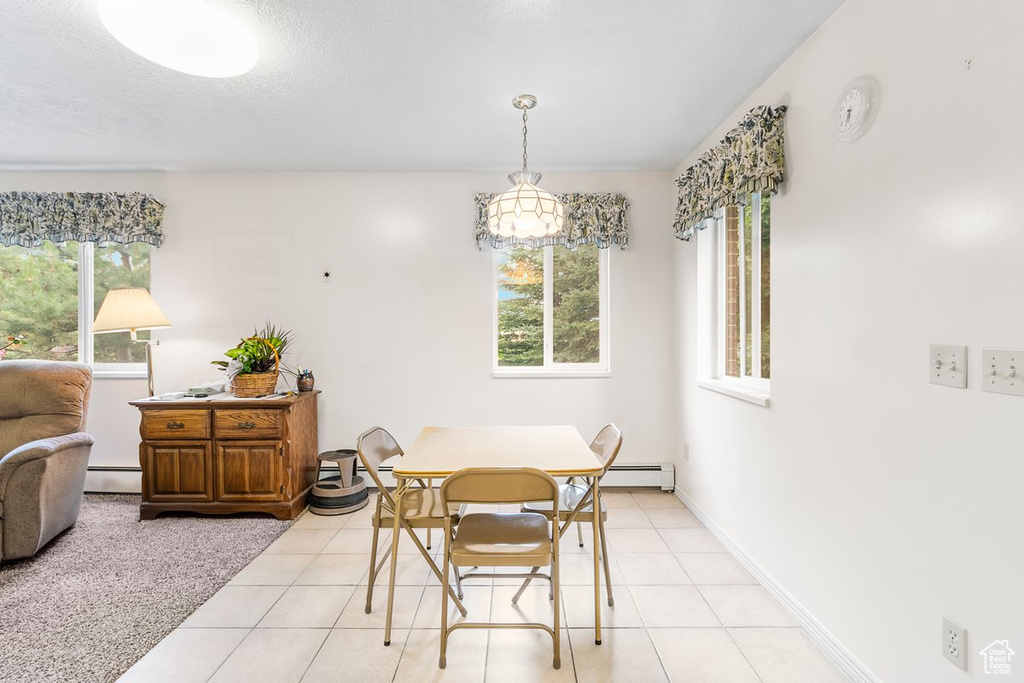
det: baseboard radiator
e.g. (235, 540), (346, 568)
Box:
(85, 463), (675, 494)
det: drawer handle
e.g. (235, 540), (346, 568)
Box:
(166, 422), (185, 430)
(236, 421), (257, 430)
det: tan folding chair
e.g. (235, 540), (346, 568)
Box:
(522, 423), (622, 606)
(439, 467), (561, 669)
(356, 427), (467, 644)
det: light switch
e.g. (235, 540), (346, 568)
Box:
(929, 345), (967, 388)
(981, 348), (1024, 397)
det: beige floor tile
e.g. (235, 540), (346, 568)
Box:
(728, 628), (847, 683)
(209, 628), (329, 683)
(602, 507), (652, 528)
(698, 586), (795, 627)
(341, 505), (378, 529)
(258, 585), (357, 628)
(631, 492), (686, 508)
(229, 553), (315, 586)
(657, 528), (726, 553)
(631, 585), (721, 627)
(388, 553), (435, 585)
(292, 511), (349, 530)
(294, 554), (371, 585)
(393, 627), (487, 681)
(489, 585), (559, 626)
(643, 507), (703, 528)
(485, 628), (572, 681)
(560, 584), (644, 628)
(604, 528), (670, 553)
(568, 628), (669, 682)
(116, 628), (249, 683)
(301, 629), (407, 683)
(413, 585), (493, 629)
(599, 491), (640, 508)
(648, 628), (761, 683)
(322, 527), (390, 553)
(615, 553), (691, 585)
(335, 584), (424, 630)
(676, 553), (756, 585)
(489, 553), (620, 587)
(265, 529), (340, 554)
(181, 585), (287, 628)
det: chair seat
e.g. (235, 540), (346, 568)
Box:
(376, 489), (462, 529)
(450, 513), (552, 567)
(523, 483), (607, 521)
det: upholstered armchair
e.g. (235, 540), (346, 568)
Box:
(0, 360), (94, 562)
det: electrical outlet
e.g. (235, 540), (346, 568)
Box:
(682, 443), (690, 462)
(943, 617), (967, 670)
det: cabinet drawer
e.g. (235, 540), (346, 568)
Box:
(215, 409), (283, 439)
(142, 410), (211, 439)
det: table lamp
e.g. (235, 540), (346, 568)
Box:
(92, 287), (172, 396)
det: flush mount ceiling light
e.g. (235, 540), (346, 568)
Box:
(487, 94), (565, 239)
(97, 0), (258, 78)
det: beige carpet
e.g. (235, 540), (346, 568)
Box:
(0, 494), (292, 683)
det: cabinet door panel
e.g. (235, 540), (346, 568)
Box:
(145, 442), (212, 502)
(215, 442), (282, 501)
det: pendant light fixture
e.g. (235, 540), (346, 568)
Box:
(487, 94), (565, 239)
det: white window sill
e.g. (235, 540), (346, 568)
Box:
(493, 369), (611, 379)
(696, 378), (770, 407)
(93, 369), (148, 380)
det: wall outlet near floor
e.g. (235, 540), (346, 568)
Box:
(943, 617), (968, 670)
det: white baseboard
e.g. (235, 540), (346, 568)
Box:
(674, 489), (880, 683)
(85, 467), (141, 494)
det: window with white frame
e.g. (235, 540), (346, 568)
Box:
(0, 241), (152, 372)
(493, 244), (609, 376)
(698, 193), (770, 398)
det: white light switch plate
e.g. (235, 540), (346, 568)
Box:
(930, 345), (967, 388)
(981, 348), (1024, 397)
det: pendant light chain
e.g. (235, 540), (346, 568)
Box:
(522, 107), (529, 173)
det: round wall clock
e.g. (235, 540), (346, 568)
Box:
(832, 75), (880, 143)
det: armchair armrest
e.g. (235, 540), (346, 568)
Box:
(0, 433), (95, 500)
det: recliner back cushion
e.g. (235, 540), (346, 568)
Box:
(0, 361), (92, 457)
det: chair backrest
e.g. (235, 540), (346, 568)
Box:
(0, 360), (92, 457)
(356, 426), (403, 498)
(590, 423), (623, 475)
(441, 467), (559, 516)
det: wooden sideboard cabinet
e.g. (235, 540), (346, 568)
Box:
(129, 391), (320, 520)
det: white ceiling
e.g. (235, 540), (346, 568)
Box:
(0, 0), (844, 172)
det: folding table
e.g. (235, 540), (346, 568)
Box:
(385, 425), (608, 645)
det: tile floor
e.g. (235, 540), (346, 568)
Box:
(117, 491), (848, 683)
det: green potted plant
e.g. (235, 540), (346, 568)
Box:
(212, 322), (294, 397)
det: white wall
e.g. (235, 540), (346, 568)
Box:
(0, 170), (675, 483)
(673, 0), (1024, 681)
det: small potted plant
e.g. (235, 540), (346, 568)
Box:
(212, 323), (294, 398)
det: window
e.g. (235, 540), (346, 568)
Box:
(697, 193), (770, 404)
(493, 244), (609, 376)
(0, 241), (152, 372)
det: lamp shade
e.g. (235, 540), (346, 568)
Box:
(92, 287), (172, 334)
(487, 172), (566, 239)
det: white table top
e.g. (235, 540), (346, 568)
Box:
(393, 425), (603, 478)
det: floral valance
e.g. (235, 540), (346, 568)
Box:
(475, 192), (630, 250)
(673, 105), (787, 241)
(0, 192), (165, 247)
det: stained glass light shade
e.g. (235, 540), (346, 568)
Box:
(487, 171), (566, 239)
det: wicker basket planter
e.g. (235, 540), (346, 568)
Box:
(229, 371), (279, 398)
(228, 337), (279, 398)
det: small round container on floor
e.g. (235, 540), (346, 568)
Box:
(308, 449), (369, 515)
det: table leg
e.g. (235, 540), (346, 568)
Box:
(384, 478), (406, 646)
(592, 476), (602, 645)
